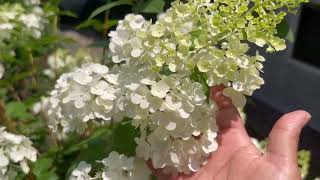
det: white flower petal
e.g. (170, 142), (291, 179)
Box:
(151, 80), (169, 98)
(165, 121), (177, 131)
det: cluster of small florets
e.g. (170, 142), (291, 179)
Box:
(47, 62), (220, 173)
(108, 0), (306, 95)
(47, 63), (116, 137)
(0, 0), (47, 39)
(0, 0), (48, 59)
(70, 151), (151, 180)
(43, 48), (96, 79)
(50, 0), (306, 176)
(135, 128), (218, 174)
(0, 127), (37, 179)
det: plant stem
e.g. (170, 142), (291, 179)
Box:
(0, 100), (16, 133)
(53, 15), (58, 34)
(28, 49), (37, 88)
(9, 85), (21, 102)
(102, 0), (112, 64)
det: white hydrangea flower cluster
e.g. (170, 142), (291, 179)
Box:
(47, 63), (117, 137)
(69, 161), (92, 180)
(0, 63), (4, 79)
(49, 0), (307, 176)
(136, 129), (218, 174)
(69, 151), (151, 180)
(44, 48), (95, 79)
(108, 0), (305, 95)
(48, 61), (219, 173)
(0, 127), (37, 179)
(112, 65), (219, 174)
(108, 14), (150, 64)
(32, 96), (50, 115)
(0, 1), (47, 41)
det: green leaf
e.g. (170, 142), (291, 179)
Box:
(59, 10), (78, 18)
(104, 19), (119, 30)
(76, 19), (104, 31)
(0, 88), (7, 98)
(33, 158), (58, 180)
(88, 0), (133, 19)
(5, 102), (34, 120)
(36, 171), (59, 180)
(0, 71), (31, 87)
(276, 19), (289, 38)
(286, 28), (295, 43)
(191, 29), (204, 37)
(63, 127), (111, 155)
(64, 127), (112, 178)
(33, 158), (53, 177)
(112, 122), (139, 156)
(77, 19), (118, 32)
(190, 68), (210, 99)
(136, 0), (166, 13)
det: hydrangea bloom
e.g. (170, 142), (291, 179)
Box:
(136, 129), (218, 174)
(69, 161), (92, 180)
(0, 127), (37, 179)
(48, 0), (307, 176)
(108, 0), (306, 96)
(32, 96), (50, 115)
(0, 0), (49, 60)
(47, 63), (117, 137)
(44, 48), (95, 79)
(108, 14), (149, 63)
(0, 1), (47, 40)
(48, 61), (219, 173)
(69, 151), (151, 180)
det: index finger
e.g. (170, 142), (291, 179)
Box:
(210, 85), (245, 131)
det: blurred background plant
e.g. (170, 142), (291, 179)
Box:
(0, 0), (319, 179)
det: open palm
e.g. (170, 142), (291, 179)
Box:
(153, 86), (311, 180)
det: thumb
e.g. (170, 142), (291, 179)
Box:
(266, 110), (311, 161)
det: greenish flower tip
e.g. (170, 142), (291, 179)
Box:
(109, 0), (308, 96)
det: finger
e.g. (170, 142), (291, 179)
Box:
(146, 160), (179, 180)
(210, 85), (251, 146)
(266, 110), (311, 161)
(210, 85), (246, 131)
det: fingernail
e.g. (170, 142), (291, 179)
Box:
(304, 112), (312, 121)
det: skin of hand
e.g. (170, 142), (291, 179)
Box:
(152, 85), (311, 180)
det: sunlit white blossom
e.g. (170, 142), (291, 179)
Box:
(50, 0), (306, 176)
(223, 87), (247, 108)
(70, 152), (151, 180)
(69, 161), (93, 180)
(102, 152), (151, 180)
(47, 63), (118, 137)
(0, 0), (49, 63)
(44, 49), (94, 79)
(0, 127), (37, 179)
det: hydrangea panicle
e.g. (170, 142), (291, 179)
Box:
(44, 48), (95, 79)
(0, 127), (37, 179)
(48, 0), (307, 176)
(69, 151), (151, 180)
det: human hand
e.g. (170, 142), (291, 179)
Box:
(152, 85), (311, 180)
